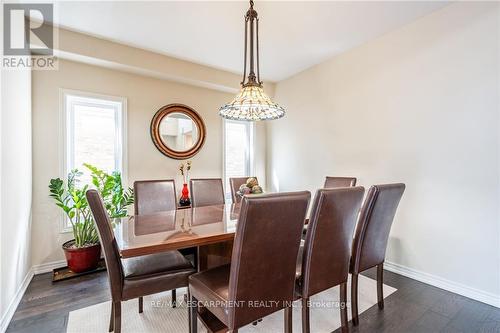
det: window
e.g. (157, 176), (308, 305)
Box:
(223, 120), (254, 201)
(62, 89), (126, 208)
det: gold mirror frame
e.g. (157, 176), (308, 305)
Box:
(150, 104), (206, 160)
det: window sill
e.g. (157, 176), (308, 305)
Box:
(60, 226), (73, 234)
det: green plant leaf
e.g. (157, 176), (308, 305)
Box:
(50, 163), (134, 248)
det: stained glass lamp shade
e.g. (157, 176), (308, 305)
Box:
(219, 86), (285, 121)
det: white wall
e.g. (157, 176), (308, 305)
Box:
(0, 68), (33, 331)
(268, 2), (500, 305)
(31, 59), (267, 267)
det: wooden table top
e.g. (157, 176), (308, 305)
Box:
(114, 203), (241, 258)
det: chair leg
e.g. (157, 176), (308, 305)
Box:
(285, 305), (293, 333)
(195, 246), (200, 272)
(138, 296), (143, 313)
(340, 282), (348, 333)
(172, 289), (177, 308)
(113, 301), (121, 333)
(377, 263), (384, 309)
(351, 273), (359, 326)
(195, 248), (199, 272)
(187, 290), (192, 333)
(302, 297), (310, 333)
(189, 294), (198, 333)
(108, 302), (114, 332)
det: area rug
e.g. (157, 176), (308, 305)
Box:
(67, 275), (396, 333)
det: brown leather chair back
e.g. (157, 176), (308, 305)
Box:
(351, 183), (406, 274)
(134, 180), (177, 215)
(229, 177), (258, 203)
(190, 178), (225, 207)
(228, 191), (310, 328)
(86, 189), (123, 300)
(301, 187), (365, 297)
(324, 177), (357, 188)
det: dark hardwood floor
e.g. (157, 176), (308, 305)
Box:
(6, 267), (500, 333)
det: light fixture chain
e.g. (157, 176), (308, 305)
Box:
(242, 0), (259, 87)
(256, 17), (261, 85)
(248, 6), (255, 79)
(241, 16), (249, 85)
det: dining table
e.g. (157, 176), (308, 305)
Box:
(114, 201), (309, 332)
(114, 203), (241, 270)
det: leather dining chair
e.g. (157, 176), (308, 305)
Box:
(350, 183), (405, 326)
(229, 177), (258, 203)
(296, 187), (365, 333)
(133, 179), (182, 306)
(301, 176), (357, 236)
(190, 178), (225, 207)
(324, 177), (357, 188)
(188, 191), (311, 333)
(86, 189), (196, 333)
(133, 179), (177, 215)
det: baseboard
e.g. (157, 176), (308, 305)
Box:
(1, 260), (67, 332)
(0, 268), (34, 333)
(1, 260), (71, 333)
(32, 259), (66, 275)
(384, 260), (500, 308)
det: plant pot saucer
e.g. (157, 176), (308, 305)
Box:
(52, 259), (106, 282)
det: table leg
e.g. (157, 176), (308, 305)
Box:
(197, 240), (233, 271)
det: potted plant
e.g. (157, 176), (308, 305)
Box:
(83, 163), (134, 219)
(49, 165), (133, 273)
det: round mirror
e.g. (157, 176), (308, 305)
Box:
(151, 104), (206, 159)
(159, 112), (199, 151)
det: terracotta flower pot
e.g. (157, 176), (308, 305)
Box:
(62, 240), (101, 273)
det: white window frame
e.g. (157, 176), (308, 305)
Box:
(59, 89), (127, 232)
(222, 119), (255, 201)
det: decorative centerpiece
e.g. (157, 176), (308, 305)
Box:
(237, 177), (263, 198)
(179, 161), (192, 206)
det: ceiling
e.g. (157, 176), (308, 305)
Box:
(51, 1), (449, 82)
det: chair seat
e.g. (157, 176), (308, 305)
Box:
(121, 251), (195, 301)
(189, 264), (231, 326)
(122, 251), (193, 279)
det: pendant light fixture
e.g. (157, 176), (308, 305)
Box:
(219, 0), (285, 121)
